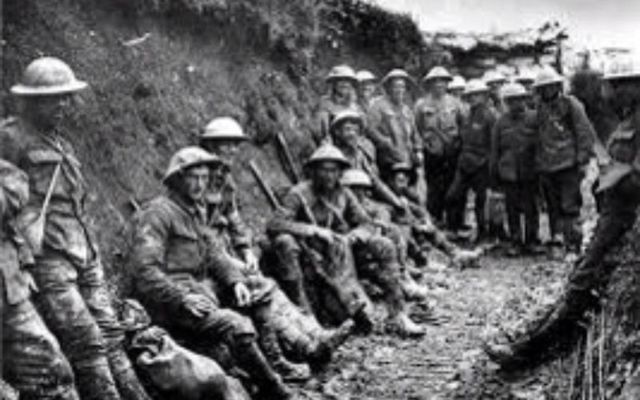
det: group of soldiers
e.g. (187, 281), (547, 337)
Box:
(2, 50), (640, 400)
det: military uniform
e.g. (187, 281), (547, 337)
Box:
(315, 95), (363, 144)
(536, 94), (595, 248)
(487, 115), (640, 365)
(446, 102), (496, 235)
(368, 95), (422, 173)
(270, 180), (409, 324)
(0, 158), (78, 400)
(129, 192), (289, 395)
(414, 93), (465, 223)
(0, 118), (146, 400)
(491, 109), (540, 245)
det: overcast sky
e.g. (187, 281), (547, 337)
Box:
(371, 0), (640, 51)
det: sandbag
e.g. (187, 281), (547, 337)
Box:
(131, 326), (250, 400)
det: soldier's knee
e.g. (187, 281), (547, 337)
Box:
(218, 310), (256, 341)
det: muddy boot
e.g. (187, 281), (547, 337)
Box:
(258, 324), (310, 383)
(235, 337), (292, 399)
(386, 312), (426, 338)
(401, 272), (429, 301)
(280, 278), (313, 315)
(309, 319), (355, 366)
(108, 348), (152, 400)
(352, 306), (374, 335)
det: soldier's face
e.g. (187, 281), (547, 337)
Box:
(25, 94), (72, 129)
(182, 165), (210, 202)
(537, 84), (562, 102)
(391, 172), (409, 192)
(359, 82), (376, 100)
(210, 164), (228, 189)
(334, 80), (355, 99)
(431, 79), (448, 96)
(389, 79), (407, 103)
(449, 88), (464, 98)
(466, 92), (487, 107)
(506, 97), (527, 114)
(350, 186), (370, 200)
(607, 80), (640, 116)
(314, 161), (342, 191)
(335, 121), (360, 148)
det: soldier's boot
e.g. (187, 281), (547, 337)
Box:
(386, 311), (426, 338)
(258, 325), (311, 383)
(74, 359), (122, 400)
(451, 248), (481, 269)
(400, 270), (429, 301)
(108, 348), (153, 400)
(352, 305), (375, 335)
(307, 319), (355, 366)
(234, 337), (292, 400)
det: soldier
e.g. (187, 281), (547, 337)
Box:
(315, 65), (362, 144)
(515, 68), (536, 95)
(269, 144), (426, 337)
(445, 79), (496, 242)
(483, 69), (508, 115)
(0, 158), (79, 400)
(533, 67), (595, 253)
(0, 57), (149, 400)
(415, 66), (466, 227)
(356, 69), (378, 113)
(386, 162), (481, 269)
(367, 69), (422, 177)
(484, 59), (640, 368)
(490, 83), (541, 255)
(129, 147), (293, 399)
(448, 75), (467, 100)
(199, 117), (354, 373)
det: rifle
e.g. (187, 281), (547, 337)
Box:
(249, 160), (282, 211)
(275, 132), (301, 183)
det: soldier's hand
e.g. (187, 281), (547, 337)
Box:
(244, 250), (260, 273)
(184, 294), (213, 318)
(313, 226), (335, 244)
(234, 282), (252, 307)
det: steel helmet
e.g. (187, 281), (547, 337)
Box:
(330, 110), (364, 132)
(501, 82), (529, 99)
(356, 70), (377, 83)
(305, 143), (351, 169)
(381, 69), (415, 88)
(390, 161), (417, 183)
(422, 66), (453, 83)
(448, 75), (466, 91)
(341, 169), (372, 187)
(483, 70), (506, 85)
(202, 117), (248, 141)
(604, 54), (640, 81)
(463, 79), (489, 96)
(326, 65), (358, 84)
(532, 67), (565, 88)
(163, 146), (225, 183)
(515, 68), (536, 84)
(11, 57), (88, 96)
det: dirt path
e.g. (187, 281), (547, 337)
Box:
(297, 253), (567, 400)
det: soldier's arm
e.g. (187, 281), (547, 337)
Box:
(203, 230), (246, 291)
(344, 188), (374, 227)
(130, 208), (191, 310)
(569, 96), (596, 166)
(268, 187), (319, 238)
(224, 187), (253, 251)
(489, 119), (501, 180)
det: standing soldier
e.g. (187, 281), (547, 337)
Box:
(316, 65), (361, 144)
(269, 144), (426, 337)
(129, 147), (293, 399)
(448, 75), (467, 101)
(0, 159), (79, 400)
(356, 70), (378, 114)
(367, 69), (422, 180)
(533, 67), (595, 254)
(483, 69), (508, 115)
(490, 83), (541, 255)
(515, 68), (536, 95)
(0, 57), (149, 400)
(415, 66), (465, 227)
(445, 79), (496, 242)
(485, 58), (640, 368)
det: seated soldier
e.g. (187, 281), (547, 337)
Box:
(0, 158), (79, 400)
(198, 117), (354, 371)
(269, 143), (426, 337)
(387, 162), (481, 269)
(128, 147), (292, 400)
(340, 168), (429, 301)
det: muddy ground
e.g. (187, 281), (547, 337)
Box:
(289, 250), (573, 400)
